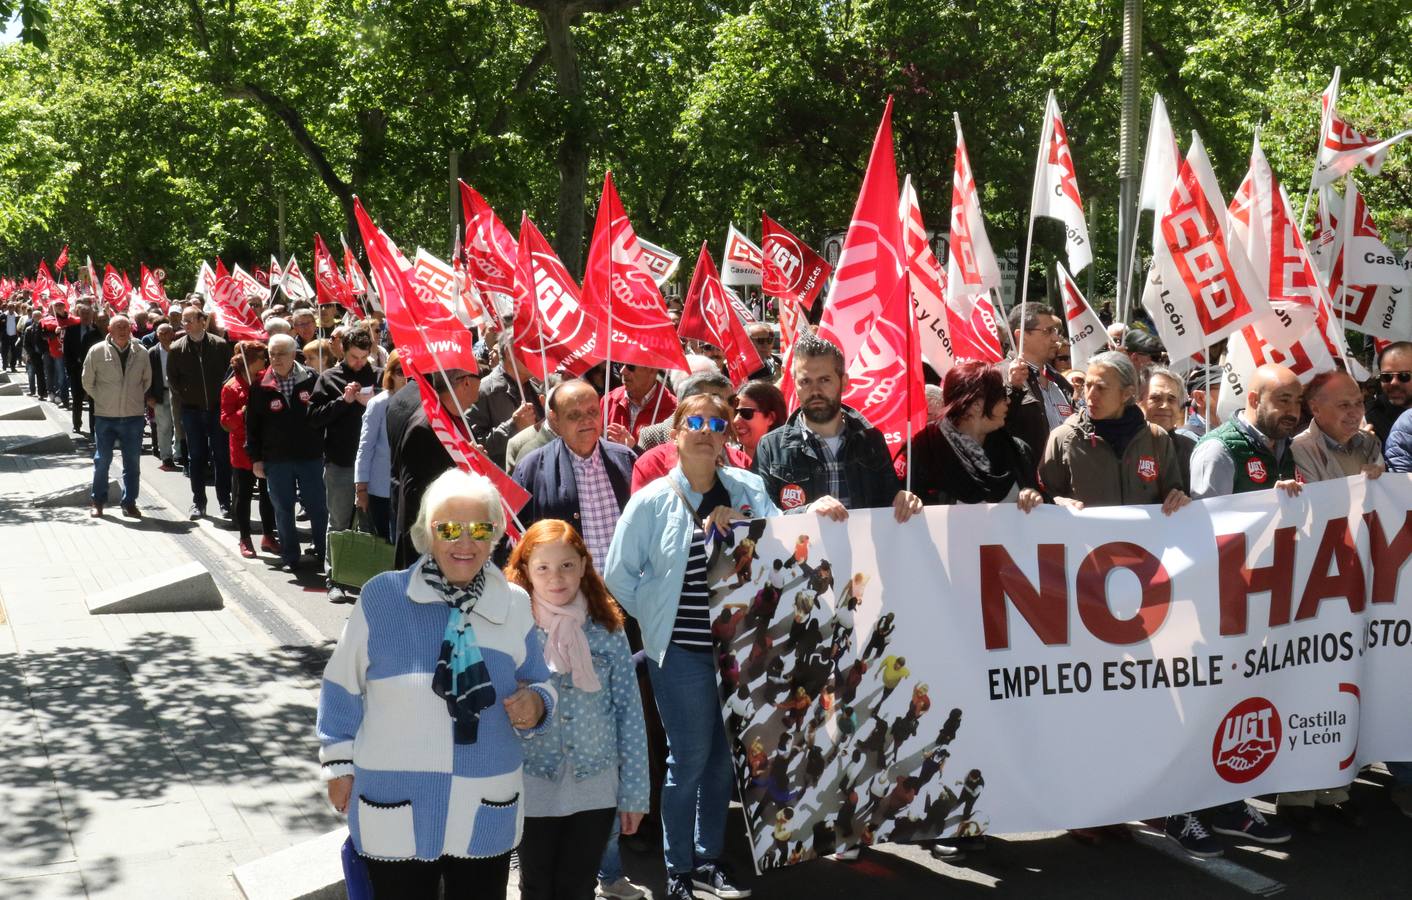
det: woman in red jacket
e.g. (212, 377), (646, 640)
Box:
(220, 341), (277, 559)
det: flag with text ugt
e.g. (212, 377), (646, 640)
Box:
(514, 214), (606, 379)
(679, 243), (764, 388)
(761, 212), (831, 311)
(101, 265), (127, 317)
(459, 180), (519, 315)
(841, 274), (925, 457)
(817, 97), (905, 369)
(211, 260), (268, 341)
(581, 171), (689, 372)
(1031, 91), (1092, 274)
(1140, 133), (1270, 361)
(139, 264), (169, 314)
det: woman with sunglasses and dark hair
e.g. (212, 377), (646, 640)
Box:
(317, 468), (556, 899)
(606, 393), (806, 900)
(731, 380), (788, 463)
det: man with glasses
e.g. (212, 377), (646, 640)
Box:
(746, 322), (779, 383)
(1366, 341), (1412, 448)
(752, 329), (922, 523)
(1002, 302), (1074, 478)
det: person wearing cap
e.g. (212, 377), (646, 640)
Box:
(315, 300), (341, 339)
(1181, 364), (1225, 438)
(1001, 302), (1074, 480)
(1366, 341), (1412, 448)
(1121, 328), (1163, 375)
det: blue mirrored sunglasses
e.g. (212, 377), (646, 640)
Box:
(684, 415), (728, 434)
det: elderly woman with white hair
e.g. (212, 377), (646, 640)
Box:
(244, 332), (328, 571)
(1038, 350), (1190, 513)
(317, 468), (556, 899)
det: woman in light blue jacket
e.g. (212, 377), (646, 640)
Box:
(354, 350), (404, 539)
(605, 394), (792, 900)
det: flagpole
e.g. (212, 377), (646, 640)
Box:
(1016, 91), (1052, 341)
(1299, 67), (1338, 234)
(904, 272), (915, 495)
(1336, 174), (1354, 338)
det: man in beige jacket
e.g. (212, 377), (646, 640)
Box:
(81, 316), (153, 519)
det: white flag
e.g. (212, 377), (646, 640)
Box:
(1140, 133), (1271, 360)
(1314, 68), (1412, 188)
(1137, 93), (1180, 215)
(945, 114), (1003, 320)
(899, 176), (954, 374)
(635, 237), (681, 288)
(721, 224), (763, 286)
(1325, 179), (1412, 340)
(1056, 262), (1106, 371)
(283, 255), (314, 302)
(1031, 91), (1092, 274)
(1217, 322), (1336, 424)
(193, 260), (216, 299)
(231, 264), (271, 306)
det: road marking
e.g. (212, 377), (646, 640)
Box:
(1129, 823), (1286, 896)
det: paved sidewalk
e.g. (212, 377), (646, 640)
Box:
(0, 448), (343, 898)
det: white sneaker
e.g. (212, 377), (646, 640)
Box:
(598, 876), (649, 899)
(830, 846), (859, 860)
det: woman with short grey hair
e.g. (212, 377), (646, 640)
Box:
(1038, 350), (1190, 512)
(317, 468), (555, 899)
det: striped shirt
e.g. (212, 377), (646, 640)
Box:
(670, 478), (731, 651)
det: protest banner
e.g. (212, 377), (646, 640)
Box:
(709, 475), (1412, 870)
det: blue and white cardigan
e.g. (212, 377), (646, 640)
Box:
(316, 558), (557, 861)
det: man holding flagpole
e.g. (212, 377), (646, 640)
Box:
(1001, 302), (1073, 479)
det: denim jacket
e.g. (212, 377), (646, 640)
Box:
(521, 619), (651, 813)
(604, 466), (780, 665)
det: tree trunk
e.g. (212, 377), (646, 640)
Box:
(540, 5), (589, 275)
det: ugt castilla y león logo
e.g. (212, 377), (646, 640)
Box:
(1212, 697), (1280, 784)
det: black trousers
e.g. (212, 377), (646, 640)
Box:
(67, 365), (92, 432)
(362, 851), (510, 900)
(0, 332), (17, 369)
(231, 467), (275, 543)
(517, 808), (617, 900)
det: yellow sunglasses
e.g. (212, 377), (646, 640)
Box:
(432, 520), (496, 542)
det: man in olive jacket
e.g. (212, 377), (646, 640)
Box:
(81, 316), (152, 519)
(166, 307), (232, 519)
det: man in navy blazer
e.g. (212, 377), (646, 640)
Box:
(513, 378), (635, 570)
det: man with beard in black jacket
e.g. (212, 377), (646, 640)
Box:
(752, 328), (921, 523)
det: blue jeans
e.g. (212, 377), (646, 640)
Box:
(265, 457), (328, 567)
(647, 643), (734, 876)
(180, 408), (231, 510)
(598, 815), (625, 883)
(43, 355), (65, 401)
(93, 416), (145, 506)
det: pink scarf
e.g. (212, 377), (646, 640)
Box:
(531, 591), (601, 693)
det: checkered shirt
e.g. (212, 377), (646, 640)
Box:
(570, 445), (620, 573)
(804, 427), (851, 508)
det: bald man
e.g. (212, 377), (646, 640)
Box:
(1292, 371), (1385, 482)
(1189, 364), (1304, 499)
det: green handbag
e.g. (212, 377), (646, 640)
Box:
(328, 511), (396, 589)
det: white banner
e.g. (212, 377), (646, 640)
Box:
(723, 224), (764, 286)
(711, 475), (1412, 870)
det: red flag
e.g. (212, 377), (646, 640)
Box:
(840, 274), (926, 457)
(55, 245), (69, 271)
(459, 181), (519, 307)
(515, 214), (606, 379)
(353, 197), (479, 376)
(412, 374), (531, 541)
(761, 213), (832, 311)
(817, 97), (904, 368)
(100, 265), (126, 316)
(580, 171), (689, 372)
(211, 260), (268, 341)
(314, 233), (357, 312)
(679, 243), (764, 387)
(121, 270), (134, 307)
(35, 261), (55, 301)
(139, 264), (169, 314)
(341, 236), (379, 314)
(948, 295), (1005, 364)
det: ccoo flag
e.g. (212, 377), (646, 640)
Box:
(1056, 262), (1107, 371)
(1314, 68), (1412, 188)
(1030, 91), (1092, 274)
(945, 114), (1004, 321)
(897, 177), (954, 375)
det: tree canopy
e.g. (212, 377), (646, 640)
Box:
(2, 0), (1408, 306)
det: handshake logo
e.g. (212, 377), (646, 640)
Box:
(1212, 697), (1281, 784)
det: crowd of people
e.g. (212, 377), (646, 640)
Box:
(6, 279), (1412, 898)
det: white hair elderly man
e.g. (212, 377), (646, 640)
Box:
(81, 315), (153, 519)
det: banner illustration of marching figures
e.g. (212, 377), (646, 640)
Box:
(707, 475), (1412, 870)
